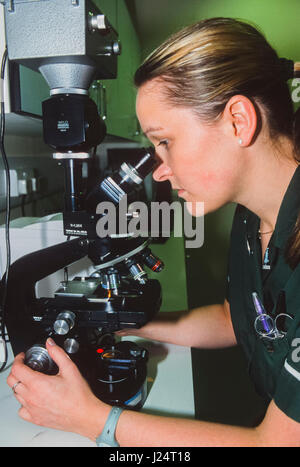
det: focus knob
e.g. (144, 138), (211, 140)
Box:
(25, 345), (57, 374)
(53, 311), (76, 336)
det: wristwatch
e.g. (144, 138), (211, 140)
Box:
(96, 406), (123, 447)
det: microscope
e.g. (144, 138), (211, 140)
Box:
(1, 0), (164, 409)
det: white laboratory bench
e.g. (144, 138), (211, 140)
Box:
(0, 338), (194, 447)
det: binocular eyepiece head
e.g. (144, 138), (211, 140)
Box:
(86, 147), (157, 208)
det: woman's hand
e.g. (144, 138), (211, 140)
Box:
(6, 338), (110, 441)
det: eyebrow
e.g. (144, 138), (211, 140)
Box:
(143, 126), (164, 136)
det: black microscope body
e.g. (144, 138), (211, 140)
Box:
(2, 0), (165, 410)
(3, 144), (163, 409)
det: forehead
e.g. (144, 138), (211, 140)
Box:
(136, 79), (195, 134)
(136, 79), (170, 113)
(136, 80), (215, 143)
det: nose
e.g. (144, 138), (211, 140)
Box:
(152, 161), (173, 182)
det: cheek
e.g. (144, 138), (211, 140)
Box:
(180, 168), (235, 203)
(199, 171), (217, 187)
(183, 169), (219, 192)
(199, 164), (236, 189)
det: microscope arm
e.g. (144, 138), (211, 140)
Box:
(2, 238), (89, 355)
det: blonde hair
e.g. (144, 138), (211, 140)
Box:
(135, 17), (294, 139)
(135, 17), (300, 268)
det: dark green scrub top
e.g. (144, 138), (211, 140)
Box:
(227, 164), (300, 423)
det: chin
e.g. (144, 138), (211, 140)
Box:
(187, 202), (205, 217)
(178, 189), (225, 217)
(183, 196), (225, 218)
(179, 194), (205, 217)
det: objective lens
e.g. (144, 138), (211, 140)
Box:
(141, 248), (164, 272)
(125, 259), (148, 284)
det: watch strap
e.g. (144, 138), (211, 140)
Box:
(96, 406), (123, 447)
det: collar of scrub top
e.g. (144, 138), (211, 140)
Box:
(244, 164), (300, 252)
(272, 164), (300, 250)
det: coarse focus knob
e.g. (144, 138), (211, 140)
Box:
(25, 345), (56, 374)
(53, 311), (76, 336)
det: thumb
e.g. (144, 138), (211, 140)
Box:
(46, 338), (75, 376)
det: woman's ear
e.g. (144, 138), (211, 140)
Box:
(223, 95), (258, 146)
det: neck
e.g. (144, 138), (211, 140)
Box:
(235, 136), (298, 231)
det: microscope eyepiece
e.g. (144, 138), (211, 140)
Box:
(131, 148), (157, 179)
(86, 147), (157, 208)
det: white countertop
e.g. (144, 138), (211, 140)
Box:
(0, 338), (194, 447)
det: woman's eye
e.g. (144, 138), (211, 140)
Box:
(158, 139), (169, 147)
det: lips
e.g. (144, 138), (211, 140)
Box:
(177, 189), (186, 197)
(171, 185), (186, 197)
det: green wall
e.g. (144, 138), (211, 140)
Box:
(139, 0), (300, 62)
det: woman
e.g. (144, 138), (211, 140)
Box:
(7, 17), (300, 446)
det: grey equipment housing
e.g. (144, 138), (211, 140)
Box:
(4, 0), (121, 94)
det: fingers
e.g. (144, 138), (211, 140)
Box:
(6, 377), (28, 408)
(7, 378), (25, 395)
(9, 381), (32, 421)
(7, 340), (77, 390)
(11, 380), (23, 393)
(15, 393), (27, 408)
(7, 352), (35, 387)
(18, 406), (32, 422)
(14, 352), (25, 364)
